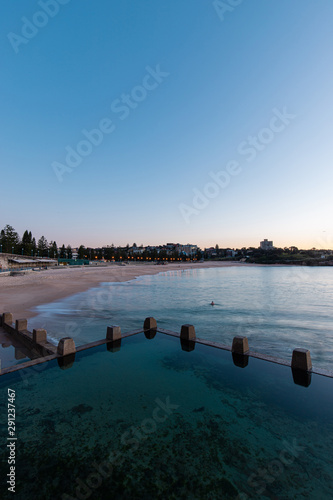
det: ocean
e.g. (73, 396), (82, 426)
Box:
(28, 265), (333, 370)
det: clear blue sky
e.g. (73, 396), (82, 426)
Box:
(1, 0), (333, 249)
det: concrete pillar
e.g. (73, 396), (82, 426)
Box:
(3, 312), (13, 325)
(143, 317), (157, 331)
(16, 319), (27, 332)
(57, 337), (76, 356)
(106, 325), (121, 341)
(33, 329), (47, 343)
(232, 336), (249, 355)
(291, 348), (312, 371)
(180, 324), (196, 340)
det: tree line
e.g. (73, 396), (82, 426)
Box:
(0, 224), (72, 258)
(0, 224), (205, 261)
(0, 224), (136, 260)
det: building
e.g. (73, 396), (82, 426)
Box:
(177, 244), (198, 257)
(260, 239), (274, 250)
(0, 253), (57, 271)
(226, 248), (237, 257)
(164, 243), (198, 257)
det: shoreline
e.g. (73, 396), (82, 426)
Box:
(0, 261), (269, 321)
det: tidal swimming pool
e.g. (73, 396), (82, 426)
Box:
(1, 331), (332, 499)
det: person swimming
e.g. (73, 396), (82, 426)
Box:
(210, 301), (215, 306)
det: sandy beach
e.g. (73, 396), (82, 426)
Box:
(0, 262), (251, 321)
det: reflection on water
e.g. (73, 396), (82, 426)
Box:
(29, 266), (333, 369)
(0, 334), (39, 369)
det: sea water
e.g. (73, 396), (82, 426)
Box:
(28, 266), (333, 370)
(0, 332), (332, 499)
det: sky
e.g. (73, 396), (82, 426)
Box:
(1, 0), (333, 249)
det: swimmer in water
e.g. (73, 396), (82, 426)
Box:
(210, 301), (215, 306)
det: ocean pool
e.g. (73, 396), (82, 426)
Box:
(0, 331), (332, 499)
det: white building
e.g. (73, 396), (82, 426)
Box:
(260, 239), (273, 250)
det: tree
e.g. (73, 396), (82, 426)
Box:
(0, 225), (19, 253)
(38, 236), (48, 256)
(0, 229), (6, 251)
(78, 245), (85, 259)
(196, 249), (203, 260)
(104, 246), (114, 260)
(21, 230), (33, 255)
(0, 229), (4, 252)
(49, 241), (58, 258)
(66, 245), (72, 259)
(60, 244), (66, 258)
(32, 237), (37, 256)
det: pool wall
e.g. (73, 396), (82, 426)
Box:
(1, 312), (332, 384)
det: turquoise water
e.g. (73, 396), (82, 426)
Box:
(0, 332), (332, 499)
(29, 266), (333, 370)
